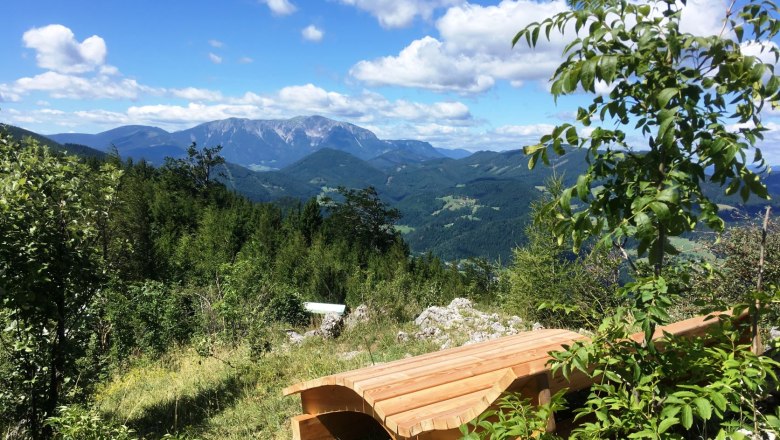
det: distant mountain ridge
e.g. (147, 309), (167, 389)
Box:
(48, 115), (462, 168)
(12, 120), (778, 261)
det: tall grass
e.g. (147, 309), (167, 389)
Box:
(93, 318), (438, 439)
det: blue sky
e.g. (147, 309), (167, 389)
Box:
(2, 0), (780, 157)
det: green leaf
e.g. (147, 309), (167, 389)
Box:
(648, 201), (670, 221)
(657, 88), (679, 108)
(692, 398), (712, 420)
(709, 392), (727, 412)
(658, 417), (679, 434)
(576, 174), (589, 200)
(566, 126), (579, 145)
(681, 404), (693, 429)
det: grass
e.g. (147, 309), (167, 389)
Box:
(432, 195), (482, 216)
(394, 224), (416, 234)
(93, 318), (439, 439)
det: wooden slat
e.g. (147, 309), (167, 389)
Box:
(351, 330), (578, 394)
(363, 334), (578, 409)
(388, 389), (488, 437)
(284, 329), (573, 395)
(337, 330), (569, 388)
(291, 414), (332, 440)
(374, 369), (508, 419)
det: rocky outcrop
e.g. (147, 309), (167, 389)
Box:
(319, 313), (344, 339)
(286, 312), (345, 344)
(344, 304), (371, 330)
(400, 298), (526, 349)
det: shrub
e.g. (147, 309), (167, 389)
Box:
(46, 406), (136, 440)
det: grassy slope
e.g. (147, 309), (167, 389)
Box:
(95, 319), (443, 439)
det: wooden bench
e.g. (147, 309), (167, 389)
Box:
(283, 313), (734, 440)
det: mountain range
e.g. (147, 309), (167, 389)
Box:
(4, 117), (778, 261)
(48, 115), (470, 169)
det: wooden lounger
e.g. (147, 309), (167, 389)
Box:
(284, 313), (733, 440)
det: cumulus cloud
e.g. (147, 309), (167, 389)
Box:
(351, 36), (496, 93)
(12, 71), (157, 100)
(127, 103), (267, 125)
(238, 56), (254, 64)
(208, 53), (222, 64)
(351, 0), (734, 94)
(679, 0), (729, 36)
(260, 0), (296, 15)
(170, 87), (224, 101)
(338, 0), (462, 28)
(0, 84), (21, 102)
(302, 25), (324, 42)
(351, 1), (569, 93)
(23, 24), (107, 74)
(208, 39), (224, 48)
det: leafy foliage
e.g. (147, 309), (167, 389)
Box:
(0, 132), (121, 436)
(46, 406), (136, 440)
(475, 0), (780, 437)
(517, 0), (777, 271)
(505, 177), (623, 329)
(461, 391), (566, 440)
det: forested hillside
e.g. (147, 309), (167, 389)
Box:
(1, 129), (507, 439)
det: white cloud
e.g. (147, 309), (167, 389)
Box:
(679, 0), (729, 36)
(23, 24), (107, 74)
(13, 71), (156, 100)
(351, 1), (569, 93)
(170, 87), (224, 101)
(208, 53), (222, 64)
(208, 39), (224, 48)
(351, 36), (496, 94)
(127, 103), (268, 125)
(0, 84), (21, 102)
(99, 65), (119, 75)
(274, 83), (473, 123)
(741, 40), (780, 66)
(5, 83), (476, 140)
(337, 0), (462, 28)
(302, 25), (324, 42)
(238, 56), (254, 64)
(494, 124), (556, 136)
(351, 0), (733, 94)
(260, 0), (296, 15)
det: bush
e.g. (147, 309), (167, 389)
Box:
(105, 281), (195, 360)
(46, 406), (136, 440)
(264, 290), (308, 326)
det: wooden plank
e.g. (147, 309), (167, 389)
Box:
(374, 370), (509, 419)
(337, 330), (572, 387)
(300, 385), (367, 415)
(352, 330), (578, 393)
(291, 414), (334, 440)
(304, 302), (346, 315)
(285, 330), (578, 396)
(387, 389), (488, 437)
(361, 333), (578, 406)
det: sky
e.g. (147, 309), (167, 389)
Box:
(2, 0), (780, 157)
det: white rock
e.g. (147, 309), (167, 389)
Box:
(286, 330), (306, 344)
(345, 304), (371, 329)
(320, 313), (344, 339)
